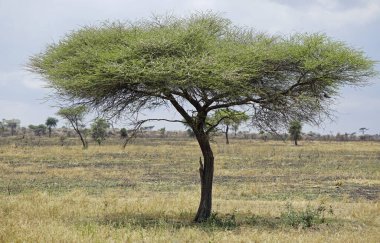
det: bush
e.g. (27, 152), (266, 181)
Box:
(281, 202), (333, 229)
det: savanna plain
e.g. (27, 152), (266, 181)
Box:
(0, 137), (379, 242)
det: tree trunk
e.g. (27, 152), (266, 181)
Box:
(48, 127), (52, 138)
(76, 129), (88, 149)
(294, 138), (298, 146)
(194, 132), (214, 222)
(225, 125), (229, 144)
(68, 120), (88, 149)
(11, 126), (15, 136)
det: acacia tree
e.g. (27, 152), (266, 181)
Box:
(288, 120), (302, 146)
(359, 127), (368, 135)
(57, 106), (88, 149)
(209, 109), (249, 144)
(29, 13), (376, 222)
(46, 117), (59, 137)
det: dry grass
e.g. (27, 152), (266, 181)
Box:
(0, 138), (379, 242)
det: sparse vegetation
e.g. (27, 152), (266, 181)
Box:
(0, 137), (379, 242)
(280, 202), (333, 228)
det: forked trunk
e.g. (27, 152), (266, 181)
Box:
(194, 132), (214, 222)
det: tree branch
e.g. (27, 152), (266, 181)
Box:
(205, 115), (230, 134)
(167, 94), (194, 125)
(206, 97), (261, 112)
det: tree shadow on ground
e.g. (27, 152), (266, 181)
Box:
(81, 202), (343, 232)
(84, 211), (301, 231)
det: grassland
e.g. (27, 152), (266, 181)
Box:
(0, 138), (379, 242)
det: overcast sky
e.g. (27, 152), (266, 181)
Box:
(0, 0), (379, 134)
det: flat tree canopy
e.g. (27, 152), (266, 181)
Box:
(29, 13), (376, 222)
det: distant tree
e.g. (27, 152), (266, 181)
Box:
(29, 124), (47, 136)
(28, 124), (36, 130)
(159, 127), (166, 138)
(29, 13), (376, 222)
(0, 121), (4, 136)
(37, 124), (47, 136)
(57, 106), (88, 149)
(208, 109), (249, 144)
(5, 119), (19, 136)
(186, 128), (195, 138)
(289, 121), (302, 146)
(91, 118), (110, 145)
(231, 119), (246, 137)
(259, 130), (268, 142)
(45, 117), (59, 137)
(359, 127), (368, 135)
(358, 127), (369, 141)
(120, 128), (128, 139)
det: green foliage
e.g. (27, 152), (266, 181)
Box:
(207, 109), (249, 143)
(288, 120), (302, 145)
(91, 118), (110, 145)
(281, 203), (333, 229)
(159, 127), (166, 138)
(45, 117), (58, 127)
(29, 12), (376, 132)
(45, 117), (59, 137)
(120, 128), (128, 138)
(209, 109), (249, 129)
(57, 106), (87, 122)
(28, 12), (376, 222)
(29, 124), (47, 136)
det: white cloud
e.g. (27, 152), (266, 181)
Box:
(302, 0), (380, 29)
(0, 70), (46, 90)
(273, 0), (380, 30)
(186, 0), (380, 34)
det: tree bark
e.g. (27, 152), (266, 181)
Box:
(74, 128), (87, 149)
(194, 132), (214, 222)
(294, 138), (298, 146)
(68, 120), (88, 149)
(78, 132), (88, 149)
(225, 125), (229, 144)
